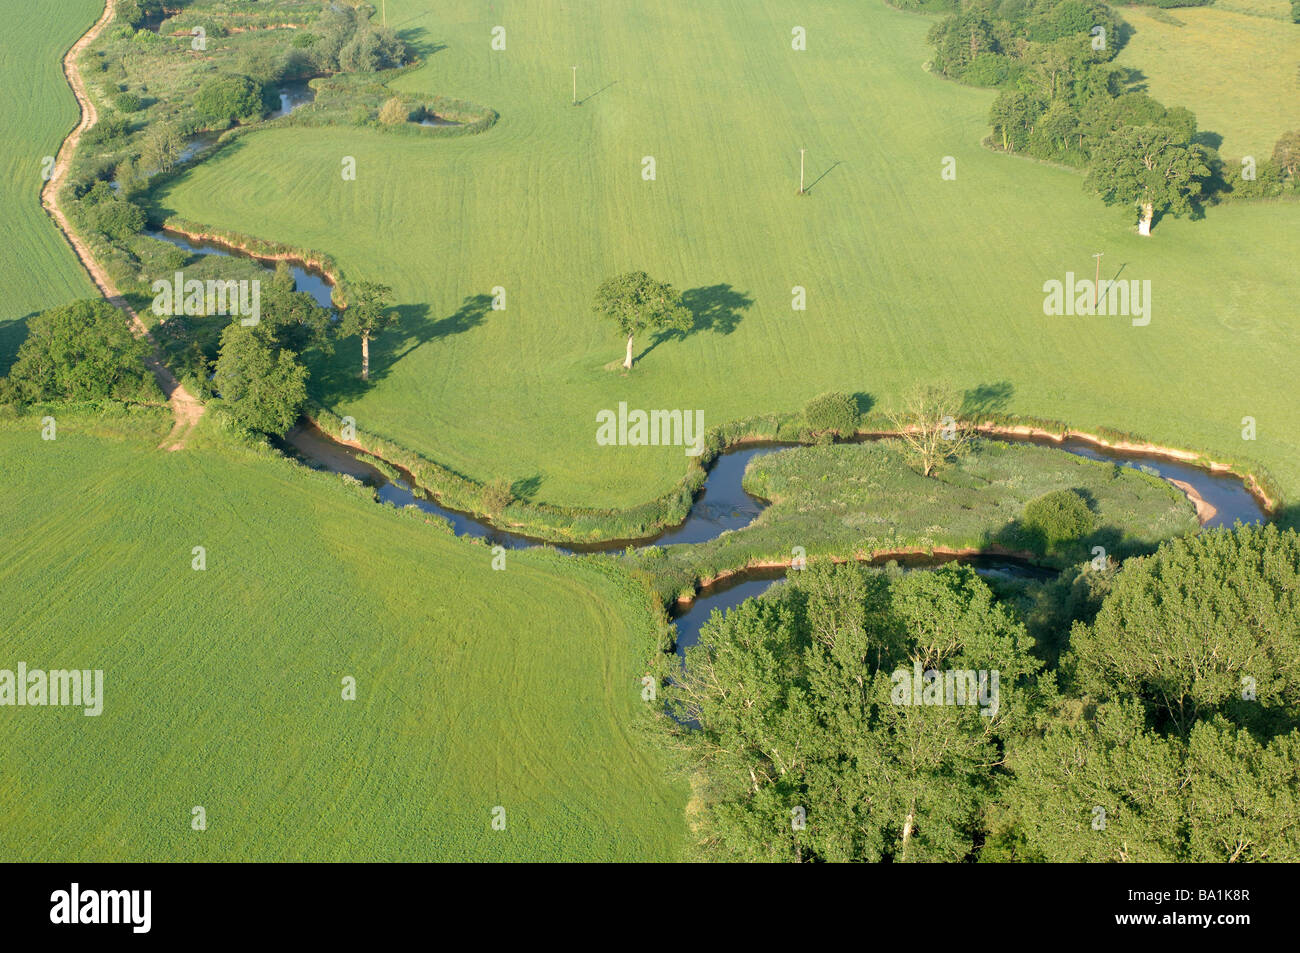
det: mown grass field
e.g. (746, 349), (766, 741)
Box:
(625, 438), (1199, 601)
(0, 0), (97, 331)
(0, 412), (686, 861)
(1116, 2), (1300, 158)
(155, 0), (1300, 511)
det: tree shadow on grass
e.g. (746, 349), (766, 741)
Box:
(635, 283), (753, 363)
(0, 314), (32, 377)
(962, 380), (1014, 417)
(312, 293), (493, 401)
(511, 474), (542, 502)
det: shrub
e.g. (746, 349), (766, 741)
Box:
(85, 113), (130, 146)
(1022, 489), (1095, 552)
(804, 391), (860, 437)
(378, 97), (410, 125)
(114, 91), (142, 112)
(482, 477), (513, 515)
(193, 74), (264, 128)
(93, 198), (146, 241)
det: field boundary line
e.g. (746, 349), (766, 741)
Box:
(40, 0), (203, 451)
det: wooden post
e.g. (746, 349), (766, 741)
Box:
(799, 149), (806, 194)
(572, 66), (578, 106)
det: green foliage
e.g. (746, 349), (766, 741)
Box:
(1274, 129), (1300, 178)
(140, 121), (184, 175)
(1, 299), (155, 404)
(212, 323), (308, 436)
(378, 96), (409, 125)
(592, 271), (691, 367)
(482, 476), (514, 515)
(92, 197), (146, 241)
(84, 112), (130, 146)
(1066, 524), (1300, 733)
(671, 563), (1043, 862)
(803, 391), (860, 437)
(193, 74), (265, 129)
(1085, 123), (1210, 223)
(1022, 488), (1095, 553)
(114, 90), (142, 112)
(309, 5), (406, 74)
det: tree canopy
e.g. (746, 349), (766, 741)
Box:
(1, 300), (156, 404)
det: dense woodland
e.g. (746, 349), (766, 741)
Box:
(670, 525), (1300, 862)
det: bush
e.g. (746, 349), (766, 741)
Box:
(1022, 489), (1095, 553)
(85, 113), (130, 146)
(193, 74), (264, 128)
(93, 198), (146, 241)
(378, 97), (410, 125)
(804, 391), (860, 437)
(1293, 0), (1300, 24)
(114, 91), (142, 112)
(482, 477), (513, 515)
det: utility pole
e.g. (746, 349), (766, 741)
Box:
(572, 66), (578, 106)
(799, 149), (806, 195)
(1092, 252), (1104, 311)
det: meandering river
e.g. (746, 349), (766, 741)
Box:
(151, 228), (1271, 642)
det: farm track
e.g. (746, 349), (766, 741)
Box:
(40, 0), (203, 450)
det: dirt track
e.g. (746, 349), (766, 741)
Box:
(40, 0), (203, 450)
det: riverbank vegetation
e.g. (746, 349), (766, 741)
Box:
(623, 439), (1198, 605)
(670, 524), (1300, 862)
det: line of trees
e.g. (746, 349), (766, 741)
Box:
(927, 0), (1296, 233)
(1, 269), (397, 441)
(669, 523), (1300, 862)
(207, 271), (395, 436)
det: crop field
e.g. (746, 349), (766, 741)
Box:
(0, 0), (97, 329)
(1115, 3), (1300, 158)
(155, 0), (1300, 510)
(0, 412), (686, 861)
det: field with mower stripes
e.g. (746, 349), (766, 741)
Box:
(0, 0), (97, 337)
(157, 0), (1300, 510)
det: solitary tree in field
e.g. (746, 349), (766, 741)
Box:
(885, 383), (973, 478)
(1085, 124), (1208, 236)
(339, 280), (397, 380)
(593, 271), (692, 370)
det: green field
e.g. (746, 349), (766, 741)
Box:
(1116, 3), (1300, 158)
(0, 0), (97, 330)
(155, 0), (1300, 513)
(0, 412), (686, 860)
